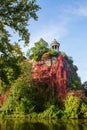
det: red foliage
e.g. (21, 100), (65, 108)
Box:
(32, 55), (67, 100)
(0, 88), (10, 105)
(0, 95), (3, 104)
(33, 61), (51, 83)
(0, 55), (68, 104)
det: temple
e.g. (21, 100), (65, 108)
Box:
(50, 39), (60, 52)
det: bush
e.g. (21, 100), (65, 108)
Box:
(2, 62), (36, 115)
(79, 102), (87, 118)
(38, 105), (63, 119)
(64, 93), (81, 118)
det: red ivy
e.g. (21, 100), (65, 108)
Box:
(32, 55), (67, 100)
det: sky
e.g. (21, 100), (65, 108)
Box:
(21, 0), (87, 83)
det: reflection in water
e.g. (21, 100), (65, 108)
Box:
(0, 119), (87, 130)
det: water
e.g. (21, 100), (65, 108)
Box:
(0, 119), (87, 130)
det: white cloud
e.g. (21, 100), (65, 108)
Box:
(71, 6), (87, 17)
(22, 1), (87, 54)
(29, 20), (69, 48)
(65, 2), (87, 17)
(29, 2), (87, 49)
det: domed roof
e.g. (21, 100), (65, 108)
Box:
(51, 39), (60, 47)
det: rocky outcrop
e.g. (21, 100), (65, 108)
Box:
(32, 54), (81, 100)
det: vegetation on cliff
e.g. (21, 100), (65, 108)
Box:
(0, 38), (87, 119)
(0, 0), (86, 119)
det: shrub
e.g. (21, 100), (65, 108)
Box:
(79, 102), (87, 118)
(38, 105), (63, 119)
(64, 93), (81, 118)
(2, 62), (36, 115)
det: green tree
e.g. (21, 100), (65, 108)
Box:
(0, 44), (23, 86)
(0, 0), (40, 83)
(3, 62), (35, 114)
(0, 0), (40, 46)
(82, 81), (87, 89)
(27, 38), (49, 61)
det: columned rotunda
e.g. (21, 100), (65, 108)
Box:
(50, 39), (60, 52)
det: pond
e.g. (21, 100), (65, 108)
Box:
(0, 119), (87, 130)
